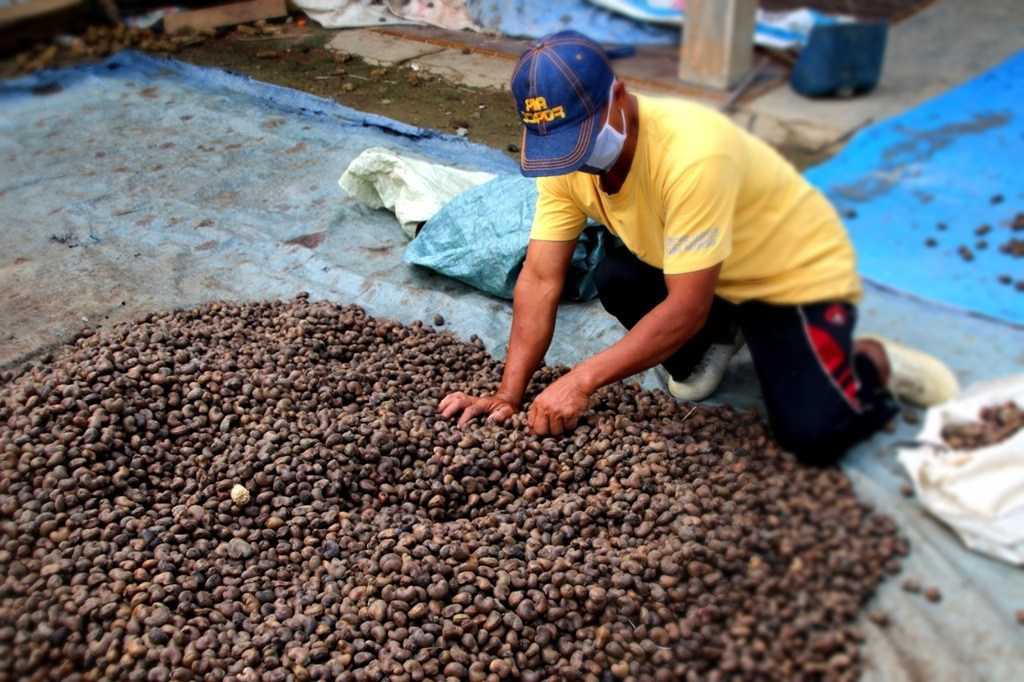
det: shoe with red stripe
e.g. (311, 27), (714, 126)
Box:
(859, 334), (959, 407)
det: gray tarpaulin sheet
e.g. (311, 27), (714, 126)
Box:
(1, 52), (1022, 680)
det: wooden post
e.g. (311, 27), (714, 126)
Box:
(678, 0), (757, 91)
(0, 0), (82, 28)
(163, 0), (288, 34)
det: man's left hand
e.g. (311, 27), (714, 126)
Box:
(527, 373), (591, 436)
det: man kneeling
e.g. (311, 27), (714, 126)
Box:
(439, 31), (957, 465)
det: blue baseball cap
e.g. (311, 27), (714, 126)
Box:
(511, 31), (615, 177)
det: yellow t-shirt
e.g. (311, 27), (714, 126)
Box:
(530, 95), (862, 304)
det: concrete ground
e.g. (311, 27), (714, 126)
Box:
(326, 30), (512, 90)
(744, 0), (1024, 149)
(325, 0), (1023, 154)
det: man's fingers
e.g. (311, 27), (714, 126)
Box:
(564, 416), (579, 432)
(457, 402), (489, 428)
(440, 400), (467, 419)
(550, 415), (564, 436)
(487, 404), (515, 424)
(440, 394), (474, 419)
(438, 392), (461, 413)
(531, 410), (551, 436)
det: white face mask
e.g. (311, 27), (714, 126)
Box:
(580, 84), (627, 175)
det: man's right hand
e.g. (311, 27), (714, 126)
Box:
(438, 392), (519, 427)
(438, 239), (575, 430)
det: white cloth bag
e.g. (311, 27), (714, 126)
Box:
(339, 146), (495, 239)
(897, 375), (1024, 565)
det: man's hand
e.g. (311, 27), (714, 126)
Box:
(439, 392), (518, 427)
(527, 373), (590, 436)
(438, 239), (576, 432)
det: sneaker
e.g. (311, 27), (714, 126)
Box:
(660, 332), (744, 402)
(859, 334), (959, 407)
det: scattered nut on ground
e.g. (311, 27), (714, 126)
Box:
(867, 611), (890, 628)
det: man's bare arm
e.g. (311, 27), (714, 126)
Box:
(574, 265), (720, 392)
(527, 264), (720, 435)
(439, 238), (576, 426)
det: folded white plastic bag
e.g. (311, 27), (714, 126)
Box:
(339, 147), (495, 239)
(897, 375), (1024, 565)
(294, 0), (479, 31)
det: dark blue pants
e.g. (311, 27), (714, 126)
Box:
(594, 241), (899, 465)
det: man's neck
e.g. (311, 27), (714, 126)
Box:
(599, 94), (639, 195)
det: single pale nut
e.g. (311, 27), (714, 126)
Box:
(231, 484), (251, 506)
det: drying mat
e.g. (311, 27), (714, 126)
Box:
(805, 49), (1024, 327)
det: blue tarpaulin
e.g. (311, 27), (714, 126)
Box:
(805, 50), (1024, 327)
(2, 52), (1023, 682)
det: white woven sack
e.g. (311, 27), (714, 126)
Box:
(897, 375), (1024, 565)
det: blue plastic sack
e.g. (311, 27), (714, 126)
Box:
(790, 22), (888, 97)
(404, 175), (606, 301)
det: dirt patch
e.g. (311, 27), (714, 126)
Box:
(172, 27), (521, 158)
(283, 231), (327, 249)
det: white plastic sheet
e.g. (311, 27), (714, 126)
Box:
(293, 0), (479, 31)
(898, 375), (1024, 565)
(339, 146), (496, 238)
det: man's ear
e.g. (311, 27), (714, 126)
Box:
(612, 79), (627, 102)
